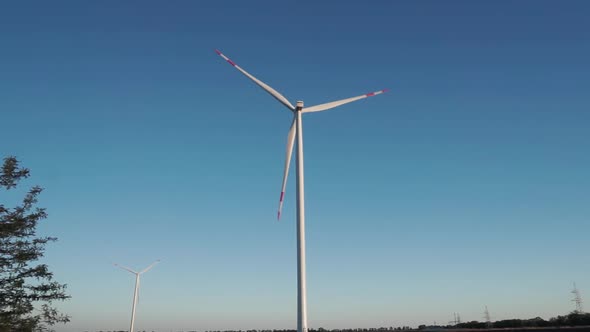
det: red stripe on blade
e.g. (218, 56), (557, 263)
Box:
(227, 59), (236, 66)
(279, 192), (285, 202)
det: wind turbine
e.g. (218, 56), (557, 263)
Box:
(215, 49), (386, 332)
(114, 260), (160, 332)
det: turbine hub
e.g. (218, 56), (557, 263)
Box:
(296, 101), (304, 109)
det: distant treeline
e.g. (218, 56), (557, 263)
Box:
(88, 312), (590, 332)
(433, 312), (590, 329)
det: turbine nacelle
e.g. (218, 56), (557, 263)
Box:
(296, 101), (304, 110)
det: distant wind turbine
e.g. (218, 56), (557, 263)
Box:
(216, 49), (386, 332)
(114, 260), (160, 332)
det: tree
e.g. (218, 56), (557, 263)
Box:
(0, 156), (70, 331)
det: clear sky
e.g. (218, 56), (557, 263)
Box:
(1, 1), (589, 331)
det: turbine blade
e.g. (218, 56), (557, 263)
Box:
(139, 259), (160, 274)
(215, 49), (295, 111)
(114, 263), (138, 275)
(278, 116), (297, 220)
(302, 89), (388, 113)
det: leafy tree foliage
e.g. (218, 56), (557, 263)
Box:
(0, 157), (70, 331)
(549, 312), (590, 327)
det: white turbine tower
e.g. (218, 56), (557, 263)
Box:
(216, 49), (387, 332)
(114, 260), (160, 332)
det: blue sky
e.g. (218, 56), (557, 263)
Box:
(1, 1), (589, 331)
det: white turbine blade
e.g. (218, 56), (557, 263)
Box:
(302, 89), (388, 113)
(139, 259), (160, 274)
(215, 49), (295, 111)
(278, 116), (296, 221)
(114, 263), (138, 275)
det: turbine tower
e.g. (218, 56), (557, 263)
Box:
(216, 49), (386, 332)
(572, 282), (584, 313)
(115, 260), (160, 332)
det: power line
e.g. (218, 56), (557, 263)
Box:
(572, 282), (584, 313)
(484, 306), (491, 328)
(449, 313), (461, 325)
